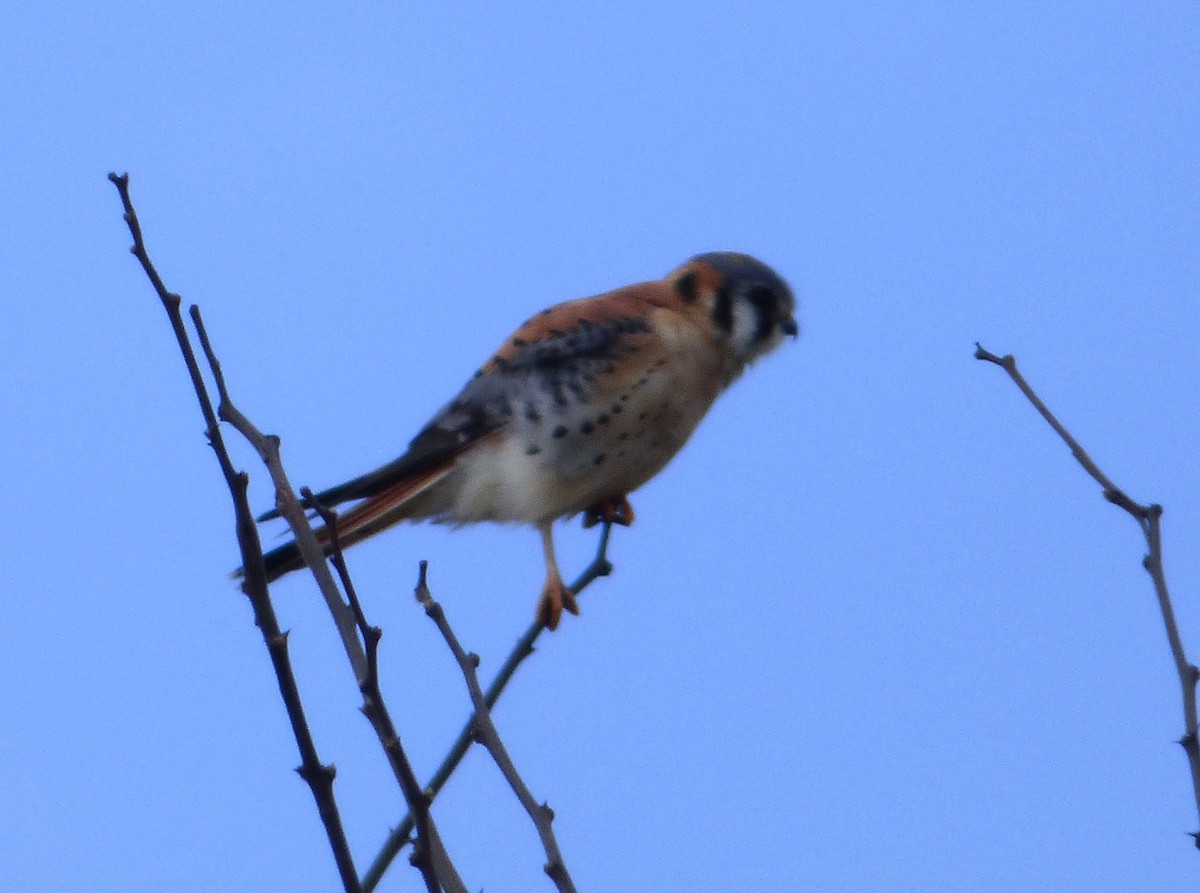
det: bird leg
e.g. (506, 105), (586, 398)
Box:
(536, 522), (579, 630)
(582, 494), (636, 529)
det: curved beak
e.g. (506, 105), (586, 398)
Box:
(780, 317), (799, 338)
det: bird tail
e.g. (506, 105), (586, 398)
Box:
(249, 461), (457, 582)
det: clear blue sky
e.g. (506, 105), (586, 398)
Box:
(2, 3), (1198, 891)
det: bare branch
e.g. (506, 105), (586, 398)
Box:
(108, 172), (363, 891)
(305, 494), (469, 893)
(976, 342), (1200, 845)
(973, 344), (1140, 513)
(417, 562), (578, 893)
(362, 523), (615, 892)
(190, 306), (368, 682)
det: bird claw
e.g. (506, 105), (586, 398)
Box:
(537, 577), (579, 630)
(582, 495), (636, 528)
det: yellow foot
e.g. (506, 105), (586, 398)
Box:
(536, 577), (580, 630)
(582, 495), (636, 529)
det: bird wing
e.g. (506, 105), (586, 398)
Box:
(259, 280), (670, 524)
(253, 280), (675, 581)
(254, 381), (505, 525)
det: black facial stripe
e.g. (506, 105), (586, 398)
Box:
(747, 285), (778, 342)
(711, 285), (733, 333)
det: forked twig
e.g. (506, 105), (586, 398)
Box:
(416, 562), (578, 893)
(108, 172), (363, 891)
(975, 342), (1200, 845)
(362, 525), (614, 891)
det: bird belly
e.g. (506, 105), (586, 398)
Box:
(444, 360), (719, 525)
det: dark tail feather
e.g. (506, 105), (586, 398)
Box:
(254, 451), (449, 523)
(232, 539), (307, 583)
(255, 540), (303, 581)
(239, 461), (457, 582)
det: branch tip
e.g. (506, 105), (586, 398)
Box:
(973, 342), (1013, 368)
(414, 560), (432, 606)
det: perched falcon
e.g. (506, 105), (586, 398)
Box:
(255, 252), (797, 628)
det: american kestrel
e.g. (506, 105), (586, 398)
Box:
(256, 252), (797, 629)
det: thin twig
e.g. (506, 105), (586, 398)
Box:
(362, 523), (615, 892)
(975, 342), (1200, 845)
(190, 307), (368, 681)
(973, 345), (1141, 514)
(417, 563), (579, 893)
(108, 172), (363, 891)
(306, 494), (468, 893)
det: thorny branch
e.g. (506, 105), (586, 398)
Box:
(416, 562), (579, 893)
(362, 524), (614, 892)
(975, 342), (1200, 846)
(108, 172), (363, 892)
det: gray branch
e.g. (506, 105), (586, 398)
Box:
(976, 342), (1200, 845)
(417, 562), (578, 893)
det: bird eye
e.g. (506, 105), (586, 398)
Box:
(675, 271), (699, 302)
(746, 285), (777, 312)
